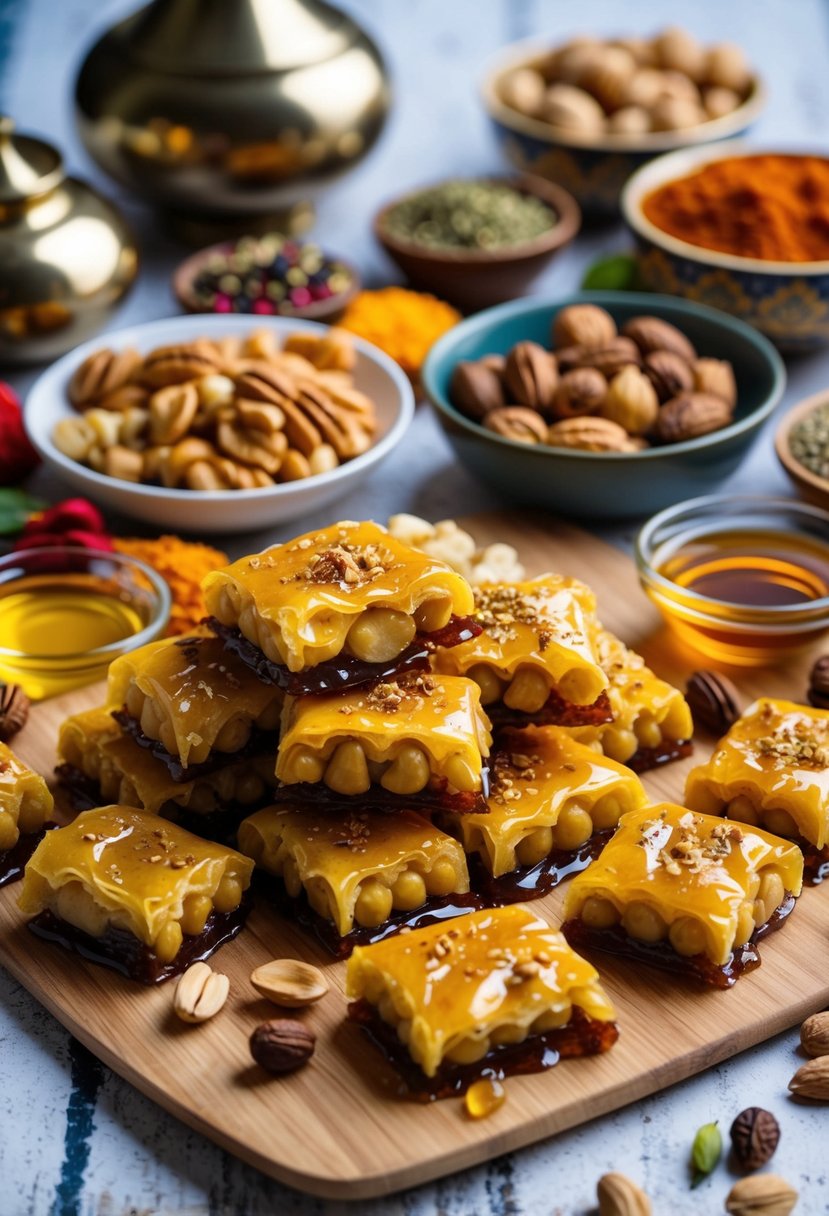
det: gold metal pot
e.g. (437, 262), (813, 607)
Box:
(0, 117), (138, 366)
(74, 0), (390, 232)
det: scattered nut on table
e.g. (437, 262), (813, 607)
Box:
(250, 959), (329, 1008)
(173, 962), (230, 1024)
(800, 1011), (829, 1057)
(250, 1019), (316, 1073)
(724, 1173), (798, 1216)
(596, 1170), (652, 1216)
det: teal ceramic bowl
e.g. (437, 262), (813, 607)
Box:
(481, 39), (766, 216)
(423, 292), (786, 521)
(623, 144), (829, 351)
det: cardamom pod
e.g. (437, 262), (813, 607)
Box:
(788, 1055), (829, 1100)
(800, 1010), (829, 1057)
(690, 1120), (722, 1186)
(596, 1171), (652, 1216)
(725, 1173), (798, 1215)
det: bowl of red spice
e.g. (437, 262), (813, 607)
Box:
(623, 143), (829, 351)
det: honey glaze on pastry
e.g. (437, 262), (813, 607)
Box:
(276, 672), (492, 810)
(434, 577), (609, 724)
(346, 904), (618, 1098)
(238, 803), (472, 950)
(19, 806), (254, 982)
(685, 698), (829, 880)
(0, 741), (54, 887)
(107, 632), (283, 775)
(441, 725), (648, 897)
(562, 803), (803, 988)
(203, 521), (477, 686)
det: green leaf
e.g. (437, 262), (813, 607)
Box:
(581, 254), (642, 292)
(690, 1121), (722, 1188)
(0, 488), (45, 536)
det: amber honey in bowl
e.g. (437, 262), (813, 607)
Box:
(0, 547), (170, 699)
(636, 497), (829, 666)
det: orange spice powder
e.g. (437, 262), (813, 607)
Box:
(642, 154), (829, 262)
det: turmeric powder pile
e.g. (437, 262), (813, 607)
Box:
(113, 535), (228, 636)
(339, 287), (460, 382)
(642, 154), (829, 262)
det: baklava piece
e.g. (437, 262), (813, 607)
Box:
(107, 633), (282, 779)
(0, 742), (54, 887)
(203, 520), (479, 694)
(238, 804), (471, 953)
(685, 698), (829, 882)
(568, 627), (694, 771)
(562, 803), (803, 988)
(346, 904), (618, 1097)
(276, 673), (492, 812)
(442, 726), (648, 897)
(19, 806), (254, 983)
(57, 708), (275, 833)
(434, 577), (610, 727)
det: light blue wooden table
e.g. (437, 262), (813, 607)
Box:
(2, 1), (828, 1213)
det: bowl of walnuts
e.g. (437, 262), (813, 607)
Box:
(24, 314), (414, 534)
(481, 27), (766, 214)
(422, 293), (785, 520)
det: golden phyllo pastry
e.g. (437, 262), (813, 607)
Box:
(58, 708), (275, 819)
(444, 726), (648, 877)
(346, 905), (617, 1080)
(107, 633), (282, 774)
(568, 627), (694, 770)
(0, 741), (53, 859)
(562, 803), (803, 985)
(276, 673), (492, 807)
(434, 577), (607, 720)
(238, 804), (469, 938)
(685, 698), (829, 852)
(19, 806), (254, 982)
(203, 520), (476, 679)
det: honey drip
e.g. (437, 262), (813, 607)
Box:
(465, 1077), (506, 1119)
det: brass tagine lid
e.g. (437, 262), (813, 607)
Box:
(0, 117), (138, 365)
(74, 0), (391, 236)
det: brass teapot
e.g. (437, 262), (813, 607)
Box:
(74, 0), (391, 228)
(0, 117), (138, 365)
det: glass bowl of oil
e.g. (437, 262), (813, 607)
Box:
(0, 547), (171, 699)
(636, 495), (829, 666)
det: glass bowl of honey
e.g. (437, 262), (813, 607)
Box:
(636, 495), (829, 666)
(0, 547), (171, 699)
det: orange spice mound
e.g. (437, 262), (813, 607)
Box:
(339, 286), (461, 381)
(114, 535), (228, 636)
(642, 155), (829, 263)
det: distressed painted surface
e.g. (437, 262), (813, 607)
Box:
(2, 0), (829, 1212)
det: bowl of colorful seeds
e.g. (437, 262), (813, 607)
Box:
(776, 390), (829, 509)
(373, 174), (580, 312)
(173, 234), (361, 321)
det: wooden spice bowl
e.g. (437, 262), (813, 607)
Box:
(373, 175), (580, 313)
(775, 390), (829, 509)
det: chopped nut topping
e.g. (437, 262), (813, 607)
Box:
(755, 718), (829, 769)
(472, 583), (582, 649)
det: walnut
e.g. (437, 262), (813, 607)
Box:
(656, 392), (733, 443)
(484, 406), (547, 444)
(601, 365), (659, 434)
(553, 304), (617, 351)
(644, 350), (694, 402)
(250, 1020), (316, 1073)
(551, 368), (607, 419)
(692, 357), (737, 408)
(139, 341), (221, 388)
(546, 416), (632, 452)
(450, 361), (505, 421)
(541, 83), (605, 134)
(622, 315), (697, 362)
(504, 341), (558, 412)
(556, 337), (641, 379)
(68, 347), (142, 410)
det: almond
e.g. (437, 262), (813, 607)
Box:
(800, 1011), (829, 1057)
(788, 1055), (829, 1100)
(597, 1171), (652, 1216)
(251, 959), (329, 1008)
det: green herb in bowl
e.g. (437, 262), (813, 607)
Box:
(381, 179), (557, 251)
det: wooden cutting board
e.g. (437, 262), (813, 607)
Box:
(1, 513), (827, 1200)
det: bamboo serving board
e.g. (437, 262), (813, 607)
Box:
(1, 513), (828, 1201)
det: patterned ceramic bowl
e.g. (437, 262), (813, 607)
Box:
(481, 39), (766, 216)
(623, 144), (829, 352)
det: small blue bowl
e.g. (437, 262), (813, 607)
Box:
(481, 39), (766, 216)
(423, 292), (786, 521)
(623, 144), (829, 352)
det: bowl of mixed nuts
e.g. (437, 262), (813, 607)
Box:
(423, 292), (785, 519)
(481, 27), (766, 214)
(24, 315), (414, 533)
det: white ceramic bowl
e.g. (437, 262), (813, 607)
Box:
(25, 314), (414, 534)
